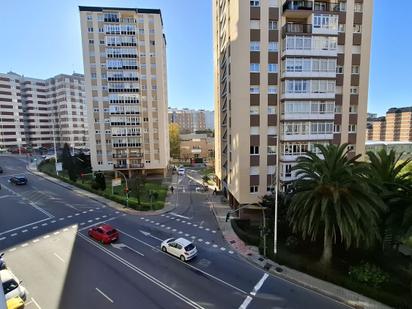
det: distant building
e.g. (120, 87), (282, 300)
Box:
(367, 113), (377, 119)
(367, 107), (412, 142)
(366, 141), (412, 159)
(180, 133), (214, 162)
(168, 108), (214, 133)
(0, 72), (87, 150)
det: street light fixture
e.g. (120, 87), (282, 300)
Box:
(268, 135), (280, 256)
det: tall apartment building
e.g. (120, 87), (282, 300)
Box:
(213, 0), (373, 207)
(79, 6), (169, 177)
(168, 108), (214, 133)
(367, 107), (412, 142)
(0, 72), (87, 150)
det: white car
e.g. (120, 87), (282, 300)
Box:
(177, 167), (185, 176)
(1, 269), (27, 301)
(161, 238), (197, 261)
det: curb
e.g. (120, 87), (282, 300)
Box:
(26, 164), (176, 217)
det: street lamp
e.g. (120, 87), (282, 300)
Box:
(268, 135), (280, 256)
(115, 170), (129, 208)
(51, 120), (59, 176)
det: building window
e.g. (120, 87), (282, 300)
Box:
(353, 24), (362, 33)
(333, 124), (341, 133)
(336, 66), (343, 74)
(88, 39), (94, 44)
(349, 105), (357, 113)
(250, 146), (259, 155)
(350, 87), (359, 95)
(268, 146), (276, 155)
(88, 27), (93, 32)
(250, 126), (259, 135)
(338, 24), (345, 33)
(250, 106), (260, 115)
(335, 105), (342, 113)
(250, 63), (260, 73)
(348, 124), (357, 133)
(352, 65), (360, 74)
(250, 167), (259, 175)
(268, 86), (278, 94)
(250, 186), (259, 193)
(250, 86), (260, 94)
(268, 42), (278, 52)
(250, 0), (260, 7)
(268, 106), (276, 114)
(269, 21), (278, 30)
(268, 63), (278, 73)
(268, 0), (278, 7)
(354, 3), (363, 12)
(250, 41), (260, 51)
(338, 2), (346, 11)
(87, 15), (92, 21)
(250, 20), (260, 30)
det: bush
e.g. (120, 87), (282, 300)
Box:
(285, 235), (299, 251)
(349, 262), (389, 288)
(231, 219), (260, 246)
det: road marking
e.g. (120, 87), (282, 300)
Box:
(115, 211), (120, 214)
(33, 239), (40, 243)
(198, 239), (203, 242)
(11, 233), (18, 237)
(54, 231), (60, 235)
(140, 217), (145, 220)
(82, 211), (87, 214)
(187, 222), (192, 225)
(95, 217), (100, 220)
(0, 195), (12, 199)
(22, 229), (28, 233)
(9, 248), (16, 252)
(213, 244), (218, 248)
(139, 230), (163, 241)
(166, 227), (171, 230)
(31, 297), (42, 309)
(161, 224), (165, 227)
(80, 222), (85, 226)
(205, 241), (210, 245)
(51, 220), (56, 223)
(59, 218), (64, 221)
(220, 247), (226, 251)
(193, 224), (198, 227)
(172, 229), (177, 232)
(0, 217), (51, 236)
(32, 226), (38, 229)
(191, 236), (196, 239)
(250, 273), (269, 296)
(170, 212), (191, 220)
(53, 253), (65, 263)
(229, 251), (234, 254)
(199, 226), (204, 229)
(102, 215), (107, 218)
(212, 231), (217, 233)
(205, 228), (210, 231)
(21, 243), (29, 248)
(111, 243), (144, 256)
(238, 296), (253, 309)
(43, 235), (50, 239)
(0, 237), (5, 241)
(178, 231), (183, 234)
(88, 220), (93, 223)
(41, 223), (48, 226)
(155, 222), (160, 225)
(79, 234), (203, 309)
(185, 234), (190, 237)
(75, 213), (80, 216)
(67, 215), (72, 218)
(96, 287), (114, 303)
(63, 228), (69, 232)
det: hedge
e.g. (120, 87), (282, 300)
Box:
(231, 219), (260, 247)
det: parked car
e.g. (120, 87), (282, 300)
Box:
(161, 238), (197, 262)
(88, 224), (119, 244)
(9, 175), (28, 185)
(0, 269), (27, 301)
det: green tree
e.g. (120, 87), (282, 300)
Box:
(367, 150), (412, 247)
(169, 123), (181, 159)
(95, 172), (106, 191)
(288, 144), (385, 266)
(61, 143), (72, 171)
(202, 175), (210, 185)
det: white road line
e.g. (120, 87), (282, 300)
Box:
(220, 247), (226, 251)
(22, 229), (28, 233)
(95, 217), (100, 220)
(88, 220), (93, 223)
(198, 239), (203, 242)
(96, 287), (114, 303)
(41, 223), (48, 226)
(11, 233), (18, 237)
(51, 220), (56, 223)
(170, 212), (191, 220)
(205, 241), (210, 245)
(140, 217), (145, 220)
(229, 251), (234, 254)
(0, 217), (51, 236)
(0, 237), (6, 241)
(212, 231), (217, 233)
(32, 226), (38, 229)
(67, 215), (72, 218)
(75, 213), (80, 216)
(53, 253), (65, 263)
(43, 235), (50, 239)
(187, 222), (192, 225)
(33, 239), (40, 243)
(178, 231), (183, 234)
(59, 218), (64, 221)
(9, 248), (16, 252)
(155, 222), (160, 225)
(193, 224), (197, 227)
(21, 243), (29, 248)
(172, 229), (177, 232)
(63, 228), (69, 232)
(250, 273), (269, 296)
(213, 244), (218, 248)
(82, 211), (87, 214)
(185, 234), (190, 237)
(80, 222), (85, 226)
(53, 231), (60, 235)
(31, 297), (42, 309)
(238, 296), (253, 309)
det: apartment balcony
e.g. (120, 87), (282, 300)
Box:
(282, 23), (312, 37)
(282, 70), (336, 79)
(281, 133), (333, 141)
(129, 153), (144, 158)
(129, 163), (144, 169)
(282, 46), (337, 58)
(281, 112), (335, 121)
(283, 1), (340, 17)
(108, 77), (139, 82)
(108, 88), (139, 93)
(113, 164), (128, 169)
(281, 92), (336, 100)
(112, 153), (127, 159)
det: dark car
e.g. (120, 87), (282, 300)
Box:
(9, 175), (28, 185)
(88, 224), (119, 244)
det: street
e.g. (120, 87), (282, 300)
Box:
(0, 156), (349, 309)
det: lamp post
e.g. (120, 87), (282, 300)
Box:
(116, 170), (129, 208)
(51, 120), (59, 176)
(268, 135), (280, 256)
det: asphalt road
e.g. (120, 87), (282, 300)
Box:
(0, 155), (350, 309)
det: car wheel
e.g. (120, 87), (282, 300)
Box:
(161, 246), (167, 253)
(180, 255), (186, 262)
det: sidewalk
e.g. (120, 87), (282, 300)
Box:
(26, 162), (178, 216)
(207, 193), (390, 309)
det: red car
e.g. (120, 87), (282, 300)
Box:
(88, 224), (119, 244)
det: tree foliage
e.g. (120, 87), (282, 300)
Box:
(169, 123), (181, 159)
(287, 144), (385, 265)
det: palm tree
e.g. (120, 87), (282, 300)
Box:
(367, 150), (412, 247)
(288, 144), (385, 266)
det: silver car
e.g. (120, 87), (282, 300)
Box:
(1, 269), (27, 301)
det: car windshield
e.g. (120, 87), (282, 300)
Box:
(3, 279), (18, 294)
(167, 238), (175, 243)
(106, 229), (117, 235)
(184, 244), (195, 251)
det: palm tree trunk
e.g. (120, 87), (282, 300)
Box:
(321, 224), (332, 266)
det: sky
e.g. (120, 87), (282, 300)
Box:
(0, 0), (410, 116)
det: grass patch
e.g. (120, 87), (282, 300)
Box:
(38, 161), (167, 211)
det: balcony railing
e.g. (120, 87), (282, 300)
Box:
(129, 163), (144, 168)
(283, 1), (340, 12)
(113, 164), (127, 169)
(282, 23), (312, 36)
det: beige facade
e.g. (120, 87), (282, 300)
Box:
(0, 72), (87, 150)
(367, 107), (412, 142)
(180, 133), (214, 161)
(214, 0), (373, 206)
(79, 6), (169, 176)
(168, 108), (214, 133)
